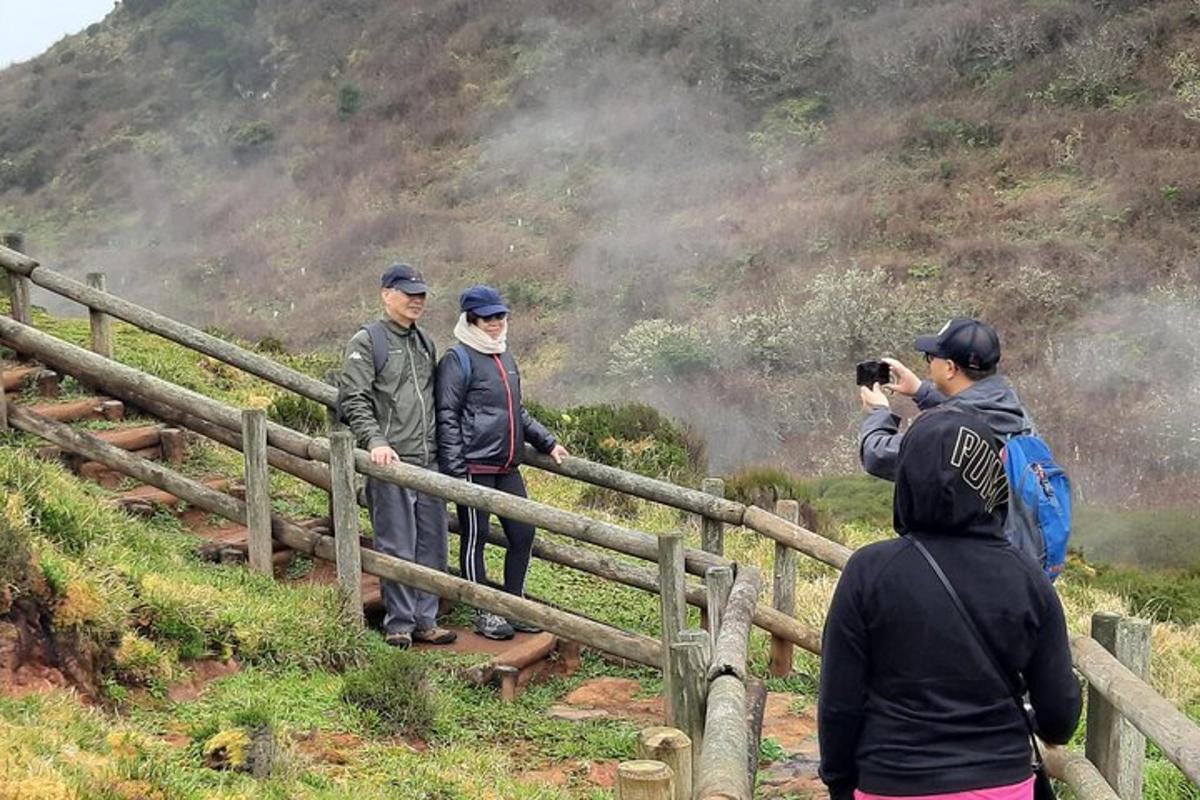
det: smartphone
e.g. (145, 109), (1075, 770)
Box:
(855, 360), (892, 387)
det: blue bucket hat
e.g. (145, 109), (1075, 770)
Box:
(459, 285), (508, 317)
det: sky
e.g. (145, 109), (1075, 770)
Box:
(0, 0), (115, 68)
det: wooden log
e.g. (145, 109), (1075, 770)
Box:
(1044, 745), (1121, 800)
(705, 565), (734, 638)
(695, 674), (751, 800)
(86, 272), (112, 359)
(330, 430), (363, 627)
(1, 365), (38, 391)
(35, 369), (59, 398)
(93, 424), (161, 451)
(742, 504), (851, 570)
(617, 760), (675, 800)
(0, 379), (6, 433)
(745, 677), (768, 788)
(3, 237), (31, 327)
(770, 499), (799, 677)
(0, 239), (34, 275)
(242, 409), (273, 577)
(5, 404), (665, 668)
(700, 477), (726, 556)
(496, 665), (520, 703)
(22, 397), (117, 423)
(558, 639), (582, 672)
(660, 531), (687, 727)
(159, 427), (188, 464)
(709, 567), (763, 681)
(672, 630), (709, 780)
(1071, 633), (1200, 786)
(1085, 613), (1151, 800)
(99, 399), (125, 421)
(78, 445), (160, 478)
(636, 727), (692, 800)
(467, 632), (558, 685)
(0, 312), (736, 578)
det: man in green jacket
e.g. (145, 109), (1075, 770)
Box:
(338, 263), (456, 649)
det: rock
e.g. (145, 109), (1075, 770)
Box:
(564, 677), (640, 707)
(547, 705), (610, 721)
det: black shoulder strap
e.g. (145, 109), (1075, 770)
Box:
(905, 535), (1045, 765)
(362, 321), (390, 374)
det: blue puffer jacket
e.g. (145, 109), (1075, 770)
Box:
(435, 345), (556, 478)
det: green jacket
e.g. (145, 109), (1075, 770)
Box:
(338, 318), (438, 467)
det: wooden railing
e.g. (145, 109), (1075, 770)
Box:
(3, 241), (1199, 800)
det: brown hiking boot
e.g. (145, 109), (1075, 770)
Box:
(413, 626), (457, 645)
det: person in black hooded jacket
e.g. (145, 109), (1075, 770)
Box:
(435, 285), (569, 640)
(819, 405), (1080, 800)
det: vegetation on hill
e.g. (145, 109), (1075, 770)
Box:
(2, 0), (1199, 504)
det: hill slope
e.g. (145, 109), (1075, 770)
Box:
(2, 0), (1200, 499)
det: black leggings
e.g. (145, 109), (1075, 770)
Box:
(458, 470), (535, 596)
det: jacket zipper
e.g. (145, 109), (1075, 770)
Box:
(493, 354), (516, 470)
(406, 338), (431, 464)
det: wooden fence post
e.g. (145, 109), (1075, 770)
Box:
(330, 429), (363, 626)
(700, 477), (725, 556)
(2, 233), (31, 327)
(672, 629), (709, 782)
(705, 565), (734, 637)
(617, 760), (675, 800)
(0, 380), (7, 433)
(86, 272), (113, 358)
(241, 409), (273, 576)
(770, 499), (799, 677)
(1086, 612), (1151, 800)
(637, 727), (692, 800)
(659, 531), (687, 727)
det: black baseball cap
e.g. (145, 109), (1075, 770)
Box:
(380, 263), (428, 294)
(913, 318), (1001, 371)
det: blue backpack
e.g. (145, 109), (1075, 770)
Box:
(1001, 435), (1071, 581)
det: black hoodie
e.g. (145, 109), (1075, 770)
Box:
(819, 406), (1080, 800)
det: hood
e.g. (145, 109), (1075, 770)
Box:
(893, 405), (1009, 539)
(946, 375), (1034, 438)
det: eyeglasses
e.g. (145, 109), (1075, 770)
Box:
(480, 312), (508, 322)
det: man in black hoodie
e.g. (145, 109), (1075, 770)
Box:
(819, 405), (1080, 800)
(860, 318), (1035, 481)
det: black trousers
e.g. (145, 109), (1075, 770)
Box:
(458, 470), (535, 597)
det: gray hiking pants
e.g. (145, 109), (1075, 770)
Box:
(365, 476), (448, 635)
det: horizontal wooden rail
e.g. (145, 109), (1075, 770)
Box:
(6, 404), (662, 667)
(1071, 634), (1200, 786)
(1043, 746), (1120, 800)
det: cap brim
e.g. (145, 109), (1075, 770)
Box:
(388, 280), (427, 294)
(472, 303), (508, 316)
(913, 334), (943, 355)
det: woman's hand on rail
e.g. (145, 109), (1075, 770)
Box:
(549, 444), (570, 465)
(370, 445), (400, 465)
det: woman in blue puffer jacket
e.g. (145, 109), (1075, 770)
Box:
(435, 285), (569, 640)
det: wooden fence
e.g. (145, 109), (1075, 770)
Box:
(3, 242), (1199, 799)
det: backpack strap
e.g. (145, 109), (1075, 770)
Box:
(449, 344), (472, 391)
(361, 321), (390, 375)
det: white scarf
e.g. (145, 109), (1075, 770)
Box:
(454, 312), (507, 354)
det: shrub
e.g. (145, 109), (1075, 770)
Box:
(227, 120), (274, 160)
(1168, 51), (1200, 121)
(1039, 26), (1143, 107)
(747, 97), (827, 155)
(112, 632), (176, 686)
(0, 495), (32, 600)
(724, 470), (893, 532)
(728, 303), (799, 376)
(608, 319), (713, 386)
(526, 401), (705, 480)
(267, 393), (327, 436)
(0, 149), (51, 193)
(341, 649), (436, 737)
(337, 84), (362, 117)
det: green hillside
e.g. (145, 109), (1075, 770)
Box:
(2, 0), (1200, 501)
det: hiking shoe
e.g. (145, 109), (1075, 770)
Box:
(507, 617), (542, 634)
(384, 631), (412, 649)
(474, 612), (515, 640)
(413, 626), (457, 645)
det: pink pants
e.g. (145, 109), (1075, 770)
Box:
(855, 775), (1034, 800)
